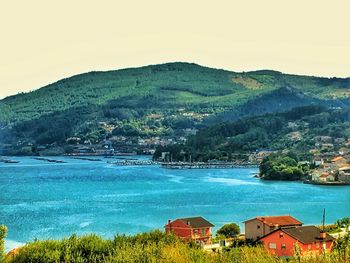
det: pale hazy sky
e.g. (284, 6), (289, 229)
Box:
(0, 0), (349, 99)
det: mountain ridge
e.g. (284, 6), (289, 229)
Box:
(0, 62), (349, 154)
(2, 62), (349, 102)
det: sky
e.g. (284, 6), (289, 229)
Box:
(0, 0), (349, 99)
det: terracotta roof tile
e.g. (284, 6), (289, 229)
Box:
(282, 226), (334, 244)
(245, 215), (302, 226)
(319, 173), (330, 178)
(178, 217), (214, 228)
(332, 156), (345, 162)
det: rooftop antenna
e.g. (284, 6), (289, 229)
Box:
(320, 208), (326, 240)
(322, 208), (325, 232)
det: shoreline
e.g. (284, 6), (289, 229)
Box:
(160, 162), (258, 169)
(1, 156), (260, 169)
(259, 174), (350, 186)
(303, 180), (350, 186)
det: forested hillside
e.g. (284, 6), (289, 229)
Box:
(0, 62), (349, 154)
(154, 106), (350, 162)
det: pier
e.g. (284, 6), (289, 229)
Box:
(34, 157), (66, 163)
(160, 162), (257, 169)
(70, 157), (102, 162)
(108, 160), (157, 166)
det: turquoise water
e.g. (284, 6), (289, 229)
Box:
(1, 156), (350, 251)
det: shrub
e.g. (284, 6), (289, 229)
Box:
(0, 225), (7, 262)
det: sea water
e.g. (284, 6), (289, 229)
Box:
(1, 156), (349, 251)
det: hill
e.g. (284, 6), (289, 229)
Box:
(154, 106), (350, 162)
(0, 62), (349, 154)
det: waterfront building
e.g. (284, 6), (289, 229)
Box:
(244, 215), (303, 241)
(259, 225), (334, 257)
(165, 216), (214, 244)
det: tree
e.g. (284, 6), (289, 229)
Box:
(217, 223), (240, 238)
(336, 217), (350, 230)
(0, 224), (7, 261)
(259, 153), (305, 181)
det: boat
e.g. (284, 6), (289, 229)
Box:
(34, 157), (66, 163)
(3, 159), (20, 164)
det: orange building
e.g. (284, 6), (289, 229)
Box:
(331, 156), (347, 166)
(165, 216), (214, 244)
(259, 226), (334, 257)
(244, 215), (303, 241)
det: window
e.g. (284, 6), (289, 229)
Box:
(269, 243), (277, 249)
(257, 225), (260, 229)
(281, 244), (286, 250)
(201, 228), (206, 236)
(279, 232), (284, 238)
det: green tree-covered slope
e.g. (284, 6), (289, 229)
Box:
(1, 62), (349, 124)
(154, 106), (350, 162)
(0, 62), (349, 148)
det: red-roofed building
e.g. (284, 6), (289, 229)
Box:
(244, 215), (302, 241)
(318, 173), (335, 182)
(259, 226), (334, 257)
(165, 216), (214, 244)
(331, 156), (347, 166)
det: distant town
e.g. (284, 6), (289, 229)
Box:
(2, 130), (350, 185)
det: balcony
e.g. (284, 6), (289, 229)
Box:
(191, 233), (212, 239)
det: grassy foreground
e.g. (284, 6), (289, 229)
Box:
(2, 230), (350, 263)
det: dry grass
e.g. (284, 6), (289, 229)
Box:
(232, 76), (262, 90)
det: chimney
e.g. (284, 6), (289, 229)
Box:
(320, 231), (326, 239)
(168, 220), (171, 232)
(187, 220), (191, 226)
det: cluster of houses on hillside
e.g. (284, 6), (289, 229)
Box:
(165, 215), (339, 257)
(246, 136), (350, 184)
(311, 155), (350, 184)
(65, 134), (191, 156)
(309, 136), (350, 184)
(313, 135), (349, 152)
